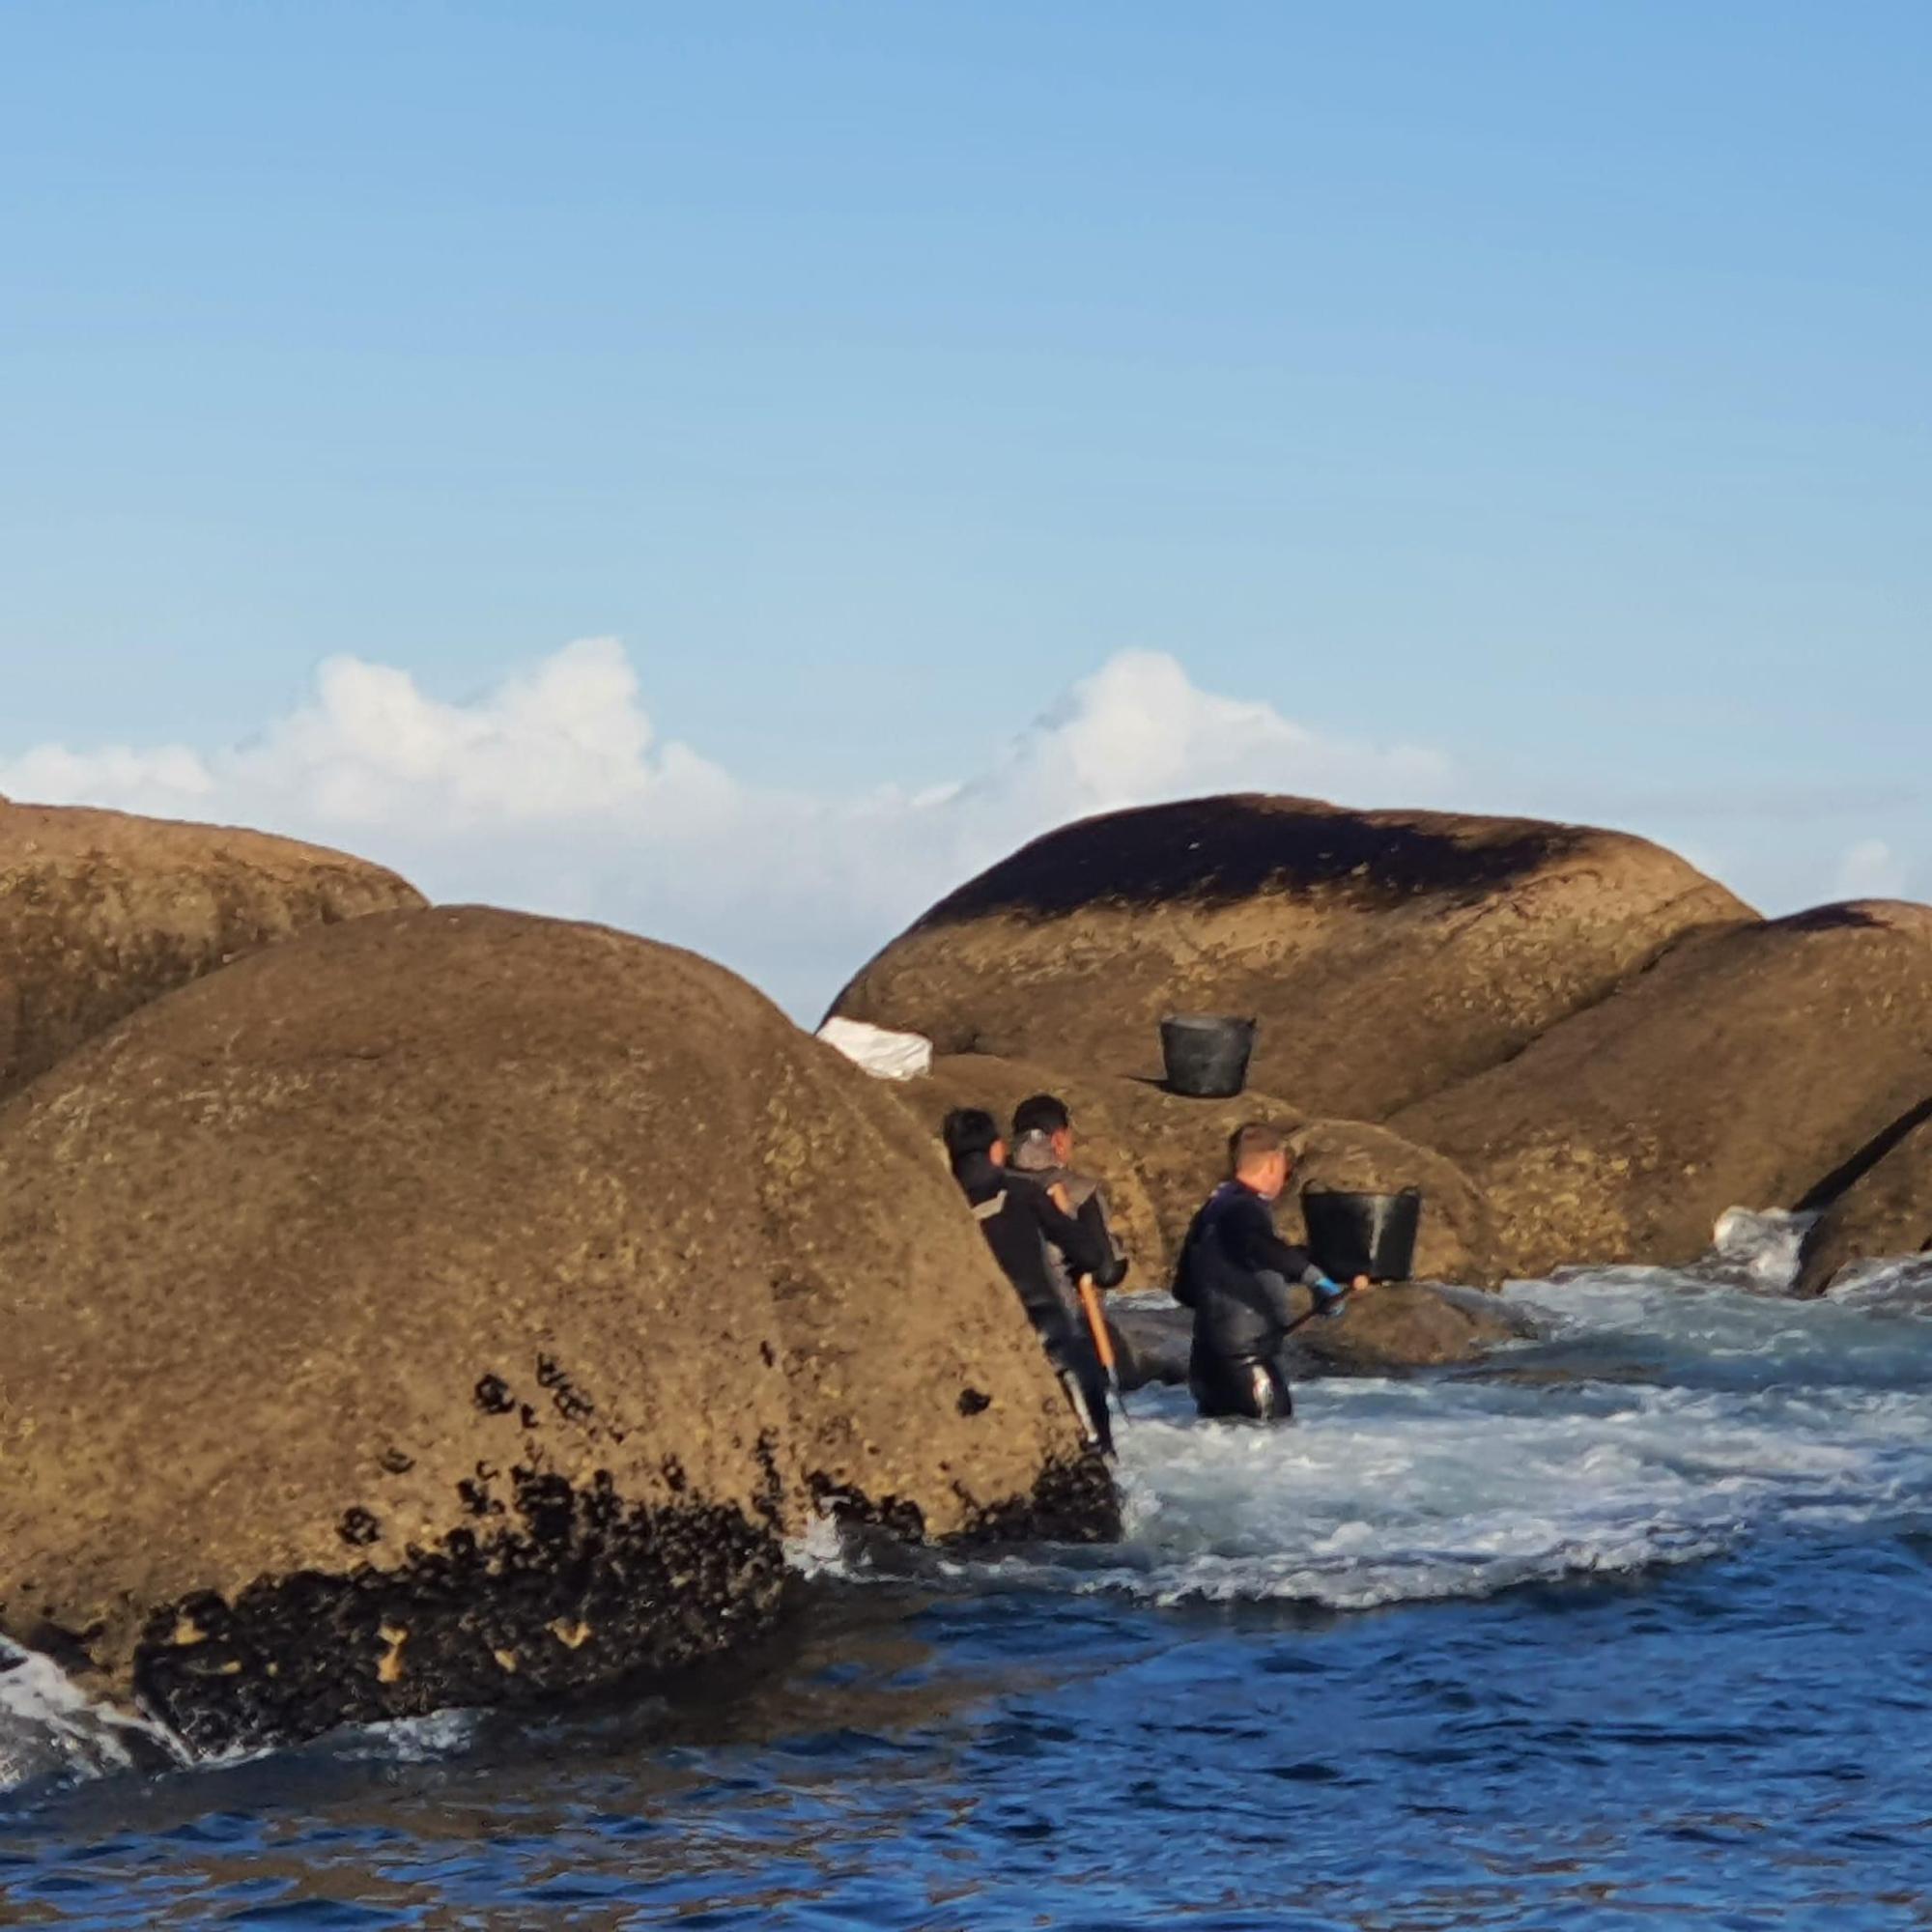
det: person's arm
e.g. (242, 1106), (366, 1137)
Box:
(1230, 1195), (1357, 1313)
(1170, 1210), (1201, 1307)
(1075, 1189), (1125, 1290)
(1032, 1187), (1127, 1291)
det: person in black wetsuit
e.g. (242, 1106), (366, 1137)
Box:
(943, 1107), (1129, 1455)
(1173, 1122), (1368, 1423)
(1007, 1093), (1125, 1293)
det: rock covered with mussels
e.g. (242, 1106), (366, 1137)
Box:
(0, 906), (1109, 1755)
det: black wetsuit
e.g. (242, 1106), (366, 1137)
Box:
(952, 1151), (1128, 1454)
(1007, 1137), (1126, 1307)
(1173, 1180), (1341, 1422)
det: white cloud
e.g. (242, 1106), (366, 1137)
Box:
(0, 640), (1453, 1017)
(1834, 838), (1910, 902)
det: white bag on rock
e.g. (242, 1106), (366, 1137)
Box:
(814, 1016), (934, 1081)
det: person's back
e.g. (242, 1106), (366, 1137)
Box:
(942, 1107), (1126, 1453)
(1174, 1123), (1363, 1422)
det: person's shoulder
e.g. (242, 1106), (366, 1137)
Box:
(1061, 1169), (1103, 1209)
(1002, 1168), (1055, 1210)
(1216, 1183), (1270, 1228)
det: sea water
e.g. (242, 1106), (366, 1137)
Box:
(5, 1249), (1932, 1927)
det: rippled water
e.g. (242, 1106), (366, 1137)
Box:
(6, 1259), (1932, 1927)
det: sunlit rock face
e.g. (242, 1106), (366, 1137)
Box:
(0, 798), (424, 1104)
(1395, 902), (1932, 1280)
(0, 906), (1109, 1756)
(832, 793), (1751, 1122)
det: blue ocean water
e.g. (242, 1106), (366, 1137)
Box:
(6, 1259), (1932, 1927)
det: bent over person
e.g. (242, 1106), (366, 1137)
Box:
(1174, 1122), (1368, 1423)
(943, 1107), (1128, 1455)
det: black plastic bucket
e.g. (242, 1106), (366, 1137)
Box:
(1301, 1187), (1423, 1283)
(1159, 1013), (1257, 1098)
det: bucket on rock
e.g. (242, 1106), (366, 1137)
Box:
(1159, 1013), (1257, 1098)
(1301, 1187), (1423, 1283)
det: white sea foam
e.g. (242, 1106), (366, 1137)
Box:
(0, 1640), (186, 1795)
(943, 1268), (1932, 1611)
(784, 1509), (852, 1579)
(1828, 1253), (1932, 1313)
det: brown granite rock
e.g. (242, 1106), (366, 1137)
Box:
(1394, 903), (1932, 1280)
(0, 907), (1106, 1756)
(1290, 1283), (1535, 1375)
(1796, 1100), (1932, 1294)
(832, 794), (1750, 1121)
(0, 800), (422, 1104)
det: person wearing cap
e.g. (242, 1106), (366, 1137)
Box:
(942, 1106), (1128, 1456)
(1173, 1122), (1369, 1423)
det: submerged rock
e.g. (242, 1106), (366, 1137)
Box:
(0, 799), (422, 1105)
(0, 907), (1107, 1756)
(1288, 1283), (1535, 1374)
(832, 793), (1749, 1121)
(1109, 1284), (1526, 1390)
(1394, 902), (1932, 1279)
(1797, 1100), (1932, 1294)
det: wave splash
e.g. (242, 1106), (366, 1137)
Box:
(0, 1642), (187, 1797)
(940, 1258), (1932, 1611)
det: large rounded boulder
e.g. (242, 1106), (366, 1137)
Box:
(1394, 903), (1932, 1279)
(832, 795), (1749, 1121)
(0, 907), (1104, 1756)
(0, 799), (422, 1104)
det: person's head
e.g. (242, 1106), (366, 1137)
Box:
(943, 1107), (1006, 1171)
(1012, 1093), (1074, 1167)
(1228, 1122), (1292, 1200)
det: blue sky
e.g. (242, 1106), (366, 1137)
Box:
(3, 2), (1926, 1003)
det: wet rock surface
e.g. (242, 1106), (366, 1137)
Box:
(0, 799), (423, 1104)
(0, 907), (1108, 1753)
(833, 793), (1750, 1121)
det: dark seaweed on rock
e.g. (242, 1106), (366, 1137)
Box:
(1771, 903), (1887, 934)
(912, 796), (1589, 927)
(134, 1480), (787, 1756)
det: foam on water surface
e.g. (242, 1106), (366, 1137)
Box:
(931, 1264), (1932, 1611)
